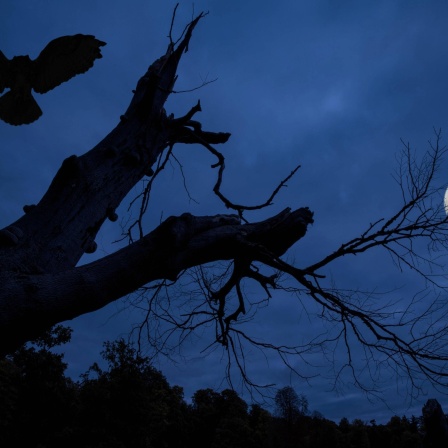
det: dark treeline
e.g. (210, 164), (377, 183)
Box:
(0, 326), (446, 448)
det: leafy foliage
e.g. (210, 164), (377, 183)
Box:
(0, 326), (76, 447)
(275, 386), (309, 422)
(0, 325), (444, 447)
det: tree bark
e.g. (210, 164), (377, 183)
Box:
(0, 14), (313, 355)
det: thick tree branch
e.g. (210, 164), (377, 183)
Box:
(0, 208), (313, 355)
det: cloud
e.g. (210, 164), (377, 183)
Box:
(3, 0), (448, 422)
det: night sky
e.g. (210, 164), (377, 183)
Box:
(2, 0), (448, 423)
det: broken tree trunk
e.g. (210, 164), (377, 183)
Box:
(0, 13), (313, 355)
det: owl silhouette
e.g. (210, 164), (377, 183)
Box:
(0, 34), (106, 125)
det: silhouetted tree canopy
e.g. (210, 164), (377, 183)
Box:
(1, 328), (441, 448)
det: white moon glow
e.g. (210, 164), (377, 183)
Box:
(444, 187), (448, 215)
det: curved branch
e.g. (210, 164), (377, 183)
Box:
(172, 126), (301, 217)
(0, 208), (313, 355)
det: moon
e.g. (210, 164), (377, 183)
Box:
(444, 187), (448, 215)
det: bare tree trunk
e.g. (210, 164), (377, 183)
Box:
(0, 14), (313, 355)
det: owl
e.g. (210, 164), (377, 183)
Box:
(0, 34), (106, 125)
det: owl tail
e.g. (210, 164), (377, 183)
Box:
(0, 89), (42, 125)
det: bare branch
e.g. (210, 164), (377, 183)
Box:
(125, 130), (448, 398)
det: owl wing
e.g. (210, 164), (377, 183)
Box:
(0, 50), (11, 94)
(32, 34), (106, 94)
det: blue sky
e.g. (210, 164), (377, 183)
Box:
(2, 0), (448, 423)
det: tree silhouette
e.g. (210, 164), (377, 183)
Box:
(1, 8), (448, 400)
(0, 325), (434, 447)
(274, 386), (306, 423)
(0, 326), (76, 447)
(76, 338), (188, 447)
(422, 399), (448, 448)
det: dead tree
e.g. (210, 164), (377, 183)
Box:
(0, 13), (310, 353)
(1, 11), (448, 397)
